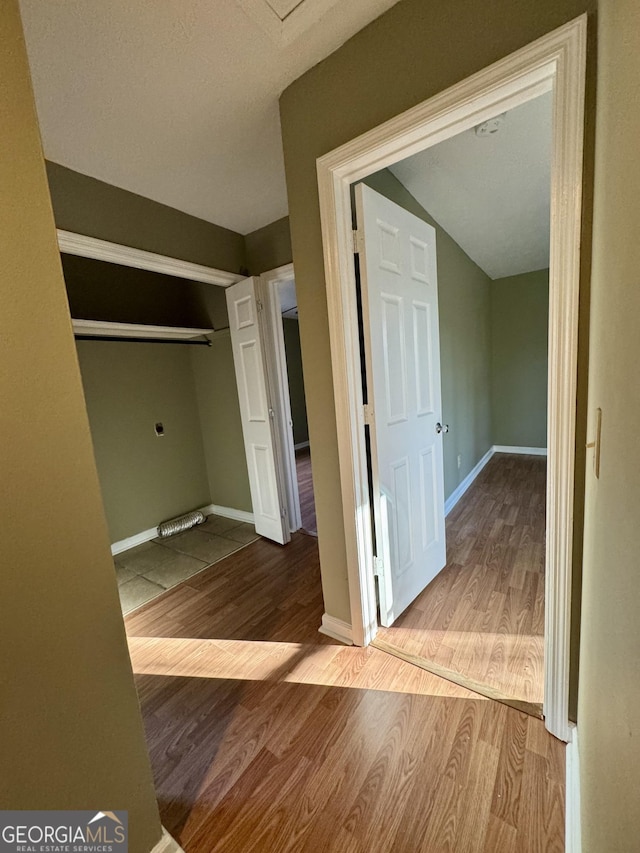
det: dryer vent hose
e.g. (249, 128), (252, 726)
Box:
(157, 510), (206, 538)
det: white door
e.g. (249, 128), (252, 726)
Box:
(226, 277), (289, 545)
(355, 183), (446, 626)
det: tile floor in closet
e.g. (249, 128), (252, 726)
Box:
(114, 514), (259, 614)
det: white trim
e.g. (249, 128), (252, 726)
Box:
(493, 445), (548, 456)
(72, 319), (213, 341)
(110, 504), (254, 554)
(318, 613), (354, 645)
(316, 16), (586, 741)
(150, 827), (185, 853)
(444, 445), (548, 517)
(566, 724), (581, 853)
(57, 229), (242, 288)
(111, 526), (158, 556)
(445, 447), (495, 516)
(260, 264), (303, 533)
(237, 0), (343, 47)
(200, 503), (255, 524)
(294, 440), (310, 451)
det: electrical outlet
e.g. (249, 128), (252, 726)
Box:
(457, 454), (462, 470)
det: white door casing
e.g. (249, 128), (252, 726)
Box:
(316, 17), (586, 741)
(356, 184), (446, 625)
(226, 277), (289, 544)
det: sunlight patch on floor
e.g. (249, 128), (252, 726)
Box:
(379, 628), (544, 705)
(127, 635), (488, 700)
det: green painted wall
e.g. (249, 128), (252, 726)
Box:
(63, 254), (230, 331)
(245, 215), (293, 274)
(49, 165), (256, 534)
(491, 269), (549, 448)
(579, 0), (640, 848)
(279, 0), (594, 627)
(282, 318), (309, 446)
(1, 5), (161, 849)
(363, 171), (493, 499)
(77, 341), (212, 542)
(47, 168), (296, 531)
(47, 160), (247, 273)
(190, 334), (253, 512)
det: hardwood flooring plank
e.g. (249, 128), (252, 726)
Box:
(516, 748), (565, 853)
(451, 739), (501, 853)
(490, 710), (529, 828)
(483, 814), (518, 852)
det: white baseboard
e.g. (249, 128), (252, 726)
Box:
(445, 447), (495, 516)
(294, 440), (310, 451)
(442, 444), (548, 519)
(493, 445), (548, 456)
(151, 827), (185, 853)
(111, 504), (254, 555)
(111, 526), (158, 556)
(319, 613), (354, 645)
(200, 503), (254, 524)
(565, 724), (581, 853)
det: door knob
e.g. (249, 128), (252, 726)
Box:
(435, 422), (449, 434)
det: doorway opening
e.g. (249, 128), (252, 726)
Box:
(261, 264), (317, 537)
(225, 265), (318, 544)
(351, 90), (552, 718)
(317, 17), (586, 742)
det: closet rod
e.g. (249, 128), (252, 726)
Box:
(74, 334), (211, 346)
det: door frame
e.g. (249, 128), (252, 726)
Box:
(260, 263), (303, 533)
(316, 16), (587, 742)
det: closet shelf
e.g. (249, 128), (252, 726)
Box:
(72, 319), (214, 342)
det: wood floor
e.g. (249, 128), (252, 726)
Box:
(295, 446), (317, 535)
(126, 526), (564, 852)
(377, 453), (546, 710)
(125, 532), (327, 644)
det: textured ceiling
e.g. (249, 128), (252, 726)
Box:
(19, 0), (401, 235)
(390, 92), (553, 280)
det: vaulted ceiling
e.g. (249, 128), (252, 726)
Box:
(19, 0), (402, 235)
(390, 92), (552, 280)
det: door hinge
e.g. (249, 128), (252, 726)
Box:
(373, 555), (384, 576)
(256, 299), (264, 312)
(363, 403), (374, 426)
(268, 408), (275, 420)
(280, 506), (287, 518)
(352, 229), (363, 254)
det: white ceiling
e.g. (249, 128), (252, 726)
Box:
(19, 0), (402, 236)
(390, 92), (553, 280)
